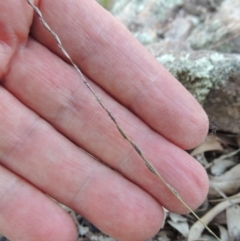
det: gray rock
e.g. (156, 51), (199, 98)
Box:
(112, 0), (240, 132)
(187, 0), (240, 53)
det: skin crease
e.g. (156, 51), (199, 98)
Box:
(0, 0), (209, 241)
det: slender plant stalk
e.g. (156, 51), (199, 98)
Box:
(26, 1), (222, 240)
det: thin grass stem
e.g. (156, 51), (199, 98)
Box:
(26, 1), (222, 240)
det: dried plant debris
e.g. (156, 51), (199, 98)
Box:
(167, 213), (189, 238)
(188, 131), (240, 241)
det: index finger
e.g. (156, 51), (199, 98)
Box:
(30, 0), (208, 149)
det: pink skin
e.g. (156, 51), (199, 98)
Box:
(0, 0), (209, 241)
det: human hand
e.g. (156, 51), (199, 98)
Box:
(0, 1), (209, 241)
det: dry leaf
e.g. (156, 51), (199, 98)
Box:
(209, 164), (240, 197)
(226, 205), (240, 241)
(168, 220), (189, 238)
(168, 213), (189, 237)
(211, 159), (235, 176)
(169, 213), (187, 222)
(216, 224), (229, 241)
(79, 226), (89, 236)
(191, 135), (223, 156)
(188, 193), (240, 241)
(155, 230), (171, 241)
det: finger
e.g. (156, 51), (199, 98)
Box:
(30, 0), (209, 149)
(0, 86), (163, 241)
(3, 38), (208, 214)
(0, 165), (76, 241)
(0, 0), (32, 74)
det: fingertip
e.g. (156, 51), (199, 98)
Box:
(48, 212), (78, 241)
(182, 165), (209, 214)
(73, 171), (165, 241)
(0, 167), (78, 241)
(126, 202), (164, 241)
(162, 157), (209, 214)
(6, 199), (78, 241)
(112, 201), (164, 241)
(179, 105), (209, 150)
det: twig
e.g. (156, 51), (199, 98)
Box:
(26, 1), (222, 240)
